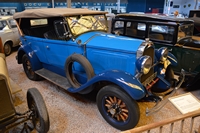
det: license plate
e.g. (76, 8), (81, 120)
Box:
(142, 72), (157, 87)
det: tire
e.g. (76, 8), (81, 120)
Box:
(96, 85), (140, 131)
(22, 54), (41, 81)
(27, 88), (50, 133)
(179, 74), (193, 89)
(4, 43), (12, 56)
(65, 54), (95, 89)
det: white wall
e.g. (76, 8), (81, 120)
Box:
(163, 0), (199, 17)
(181, 0), (196, 16)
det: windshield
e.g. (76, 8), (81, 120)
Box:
(178, 24), (194, 40)
(66, 14), (108, 36)
(0, 21), (8, 30)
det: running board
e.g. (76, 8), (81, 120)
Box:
(35, 68), (71, 90)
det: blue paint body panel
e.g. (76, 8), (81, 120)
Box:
(77, 32), (143, 53)
(17, 19), (176, 100)
(17, 38), (42, 71)
(68, 70), (146, 100)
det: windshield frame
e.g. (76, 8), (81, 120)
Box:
(177, 23), (194, 41)
(65, 14), (108, 37)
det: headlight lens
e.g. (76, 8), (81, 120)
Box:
(156, 47), (168, 62)
(136, 56), (152, 74)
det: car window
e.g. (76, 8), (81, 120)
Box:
(148, 24), (174, 42)
(0, 21), (9, 30)
(125, 22), (145, 38)
(113, 21), (124, 35)
(23, 18), (49, 38)
(30, 19), (48, 26)
(126, 22), (137, 36)
(178, 24), (193, 41)
(115, 21), (124, 28)
(66, 14), (107, 37)
(137, 23), (146, 31)
(8, 19), (17, 28)
(54, 20), (67, 39)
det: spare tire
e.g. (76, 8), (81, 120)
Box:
(65, 54), (95, 89)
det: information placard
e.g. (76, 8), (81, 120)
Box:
(169, 92), (200, 114)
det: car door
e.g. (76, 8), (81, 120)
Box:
(179, 38), (200, 73)
(0, 20), (13, 44)
(43, 39), (84, 68)
(7, 19), (20, 47)
(43, 21), (84, 71)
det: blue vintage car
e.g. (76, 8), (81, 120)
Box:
(13, 8), (184, 131)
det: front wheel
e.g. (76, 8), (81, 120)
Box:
(4, 43), (12, 56)
(96, 85), (140, 131)
(27, 88), (50, 133)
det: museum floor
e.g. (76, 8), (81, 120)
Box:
(6, 49), (200, 133)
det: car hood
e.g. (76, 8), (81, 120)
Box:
(75, 31), (144, 53)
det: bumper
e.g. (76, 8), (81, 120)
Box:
(146, 69), (185, 116)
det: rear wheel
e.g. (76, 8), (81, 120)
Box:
(27, 88), (49, 133)
(4, 43), (12, 56)
(96, 85), (140, 131)
(22, 54), (41, 81)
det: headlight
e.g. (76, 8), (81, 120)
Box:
(136, 38), (153, 58)
(136, 55), (152, 74)
(155, 47), (168, 62)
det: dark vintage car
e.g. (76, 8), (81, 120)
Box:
(111, 13), (200, 90)
(0, 52), (49, 133)
(0, 16), (20, 56)
(14, 8), (184, 130)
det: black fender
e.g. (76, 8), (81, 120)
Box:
(186, 72), (200, 90)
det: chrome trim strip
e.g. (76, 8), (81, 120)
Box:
(83, 34), (101, 45)
(167, 56), (177, 63)
(182, 46), (200, 51)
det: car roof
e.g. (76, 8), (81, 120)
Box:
(0, 16), (13, 21)
(115, 13), (194, 24)
(13, 8), (107, 19)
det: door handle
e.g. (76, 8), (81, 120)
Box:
(46, 46), (49, 49)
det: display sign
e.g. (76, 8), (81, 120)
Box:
(169, 92), (200, 114)
(23, 3), (51, 7)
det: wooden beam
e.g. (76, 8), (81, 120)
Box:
(122, 110), (200, 133)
